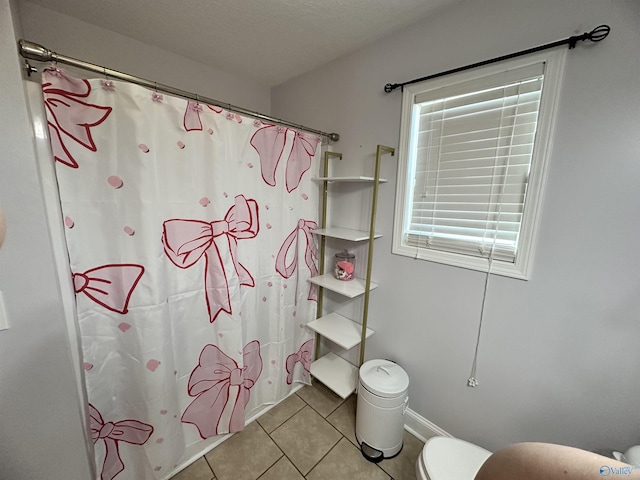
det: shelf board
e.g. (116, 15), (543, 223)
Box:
(312, 227), (382, 242)
(313, 176), (388, 183)
(310, 352), (358, 399)
(309, 273), (378, 298)
(307, 312), (374, 350)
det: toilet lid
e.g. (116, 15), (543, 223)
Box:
(422, 436), (492, 480)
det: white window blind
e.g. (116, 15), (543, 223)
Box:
(405, 63), (545, 263)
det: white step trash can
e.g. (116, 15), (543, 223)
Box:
(356, 359), (409, 462)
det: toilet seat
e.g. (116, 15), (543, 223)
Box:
(417, 436), (492, 480)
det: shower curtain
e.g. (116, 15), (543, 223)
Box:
(41, 67), (320, 480)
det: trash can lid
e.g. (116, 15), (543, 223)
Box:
(359, 359), (409, 398)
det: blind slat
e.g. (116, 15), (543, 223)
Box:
(406, 63), (545, 262)
(414, 62), (544, 104)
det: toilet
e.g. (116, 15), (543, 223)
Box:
(416, 436), (492, 480)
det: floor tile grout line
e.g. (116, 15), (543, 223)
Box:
(267, 402), (332, 439)
(263, 399), (347, 479)
(305, 399), (398, 480)
(342, 433), (395, 480)
(254, 455), (286, 480)
(253, 419), (288, 479)
(204, 421), (285, 480)
(257, 406), (345, 479)
(270, 449), (308, 480)
(319, 394), (398, 477)
(267, 403), (345, 477)
(296, 390), (349, 419)
(298, 432), (344, 479)
(294, 392), (306, 403)
(202, 454), (216, 480)
(324, 397), (348, 418)
(301, 391), (362, 477)
(289, 403), (346, 439)
(258, 435), (312, 479)
(257, 393), (305, 437)
(257, 394), (307, 435)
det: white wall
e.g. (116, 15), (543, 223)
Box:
(18, 1), (271, 114)
(0, 0), (94, 478)
(273, 0), (640, 452)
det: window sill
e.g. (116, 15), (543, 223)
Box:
(392, 243), (529, 280)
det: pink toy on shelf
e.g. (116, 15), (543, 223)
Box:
(334, 250), (356, 281)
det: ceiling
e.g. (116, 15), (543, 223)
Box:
(24, 0), (461, 86)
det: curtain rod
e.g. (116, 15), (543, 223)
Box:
(18, 39), (340, 143)
(383, 24), (610, 93)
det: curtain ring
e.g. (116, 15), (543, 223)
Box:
(50, 53), (59, 73)
(103, 67), (108, 81)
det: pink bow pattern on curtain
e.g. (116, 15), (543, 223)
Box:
(285, 339), (314, 384)
(250, 125), (320, 192)
(89, 403), (154, 480)
(181, 340), (263, 438)
(162, 195), (259, 322)
(72, 264), (145, 315)
(276, 219), (319, 302)
(183, 101), (205, 131)
(42, 67), (112, 168)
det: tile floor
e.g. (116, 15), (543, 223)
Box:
(170, 381), (426, 480)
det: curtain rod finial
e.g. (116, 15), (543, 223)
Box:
(18, 39), (53, 62)
(384, 83), (398, 93)
(328, 133), (340, 142)
(588, 24), (610, 42)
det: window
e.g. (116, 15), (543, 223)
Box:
(393, 50), (566, 279)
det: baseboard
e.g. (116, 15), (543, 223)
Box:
(404, 407), (452, 443)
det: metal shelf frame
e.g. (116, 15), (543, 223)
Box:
(310, 145), (395, 398)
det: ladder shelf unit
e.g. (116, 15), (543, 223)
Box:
(308, 145), (395, 398)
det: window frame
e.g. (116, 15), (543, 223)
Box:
(392, 49), (567, 280)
